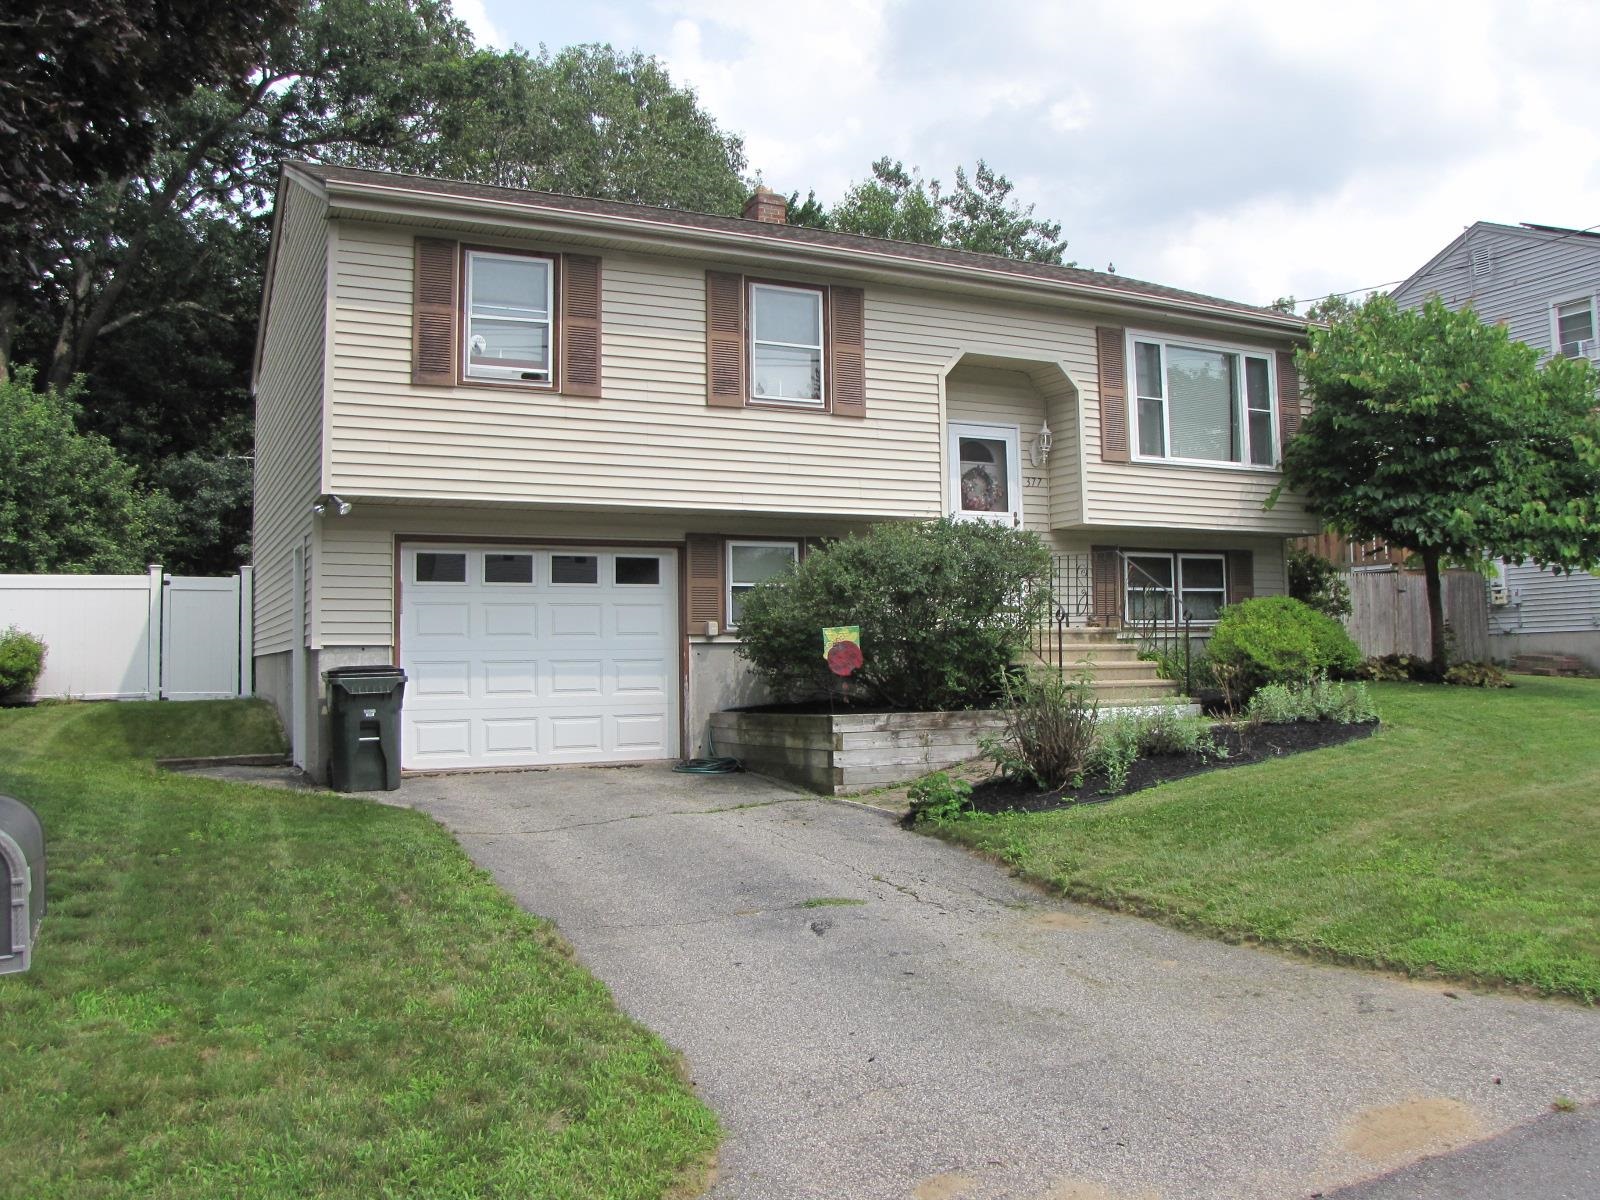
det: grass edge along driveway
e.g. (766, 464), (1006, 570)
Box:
(935, 677), (1600, 1002)
(0, 700), (718, 1200)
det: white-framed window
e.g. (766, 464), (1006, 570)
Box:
(1130, 332), (1277, 468)
(1552, 296), (1597, 359)
(948, 422), (1022, 524)
(750, 282), (825, 406)
(1123, 552), (1228, 623)
(463, 249), (554, 383)
(727, 540), (799, 625)
(414, 551), (467, 584)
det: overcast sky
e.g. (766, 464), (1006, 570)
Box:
(457, 0), (1600, 311)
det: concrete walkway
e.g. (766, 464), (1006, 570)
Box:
(395, 766), (1600, 1200)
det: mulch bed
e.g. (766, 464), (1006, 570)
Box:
(964, 719), (1379, 816)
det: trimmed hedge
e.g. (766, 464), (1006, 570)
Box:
(1206, 596), (1360, 696)
(735, 519), (1050, 710)
(0, 627), (46, 701)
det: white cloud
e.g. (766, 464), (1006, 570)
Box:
(481, 0), (1600, 305)
(455, 0), (508, 49)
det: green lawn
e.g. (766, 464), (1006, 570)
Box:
(0, 701), (718, 1200)
(937, 677), (1600, 1001)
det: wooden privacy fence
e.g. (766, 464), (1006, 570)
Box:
(1341, 568), (1490, 661)
(0, 566), (253, 701)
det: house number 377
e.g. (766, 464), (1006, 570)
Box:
(1023, 475), (1046, 488)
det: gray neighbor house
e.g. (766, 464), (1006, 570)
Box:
(1391, 221), (1600, 670)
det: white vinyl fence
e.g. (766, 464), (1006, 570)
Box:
(0, 566), (253, 701)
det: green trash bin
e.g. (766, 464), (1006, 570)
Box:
(324, 666), (407, 792)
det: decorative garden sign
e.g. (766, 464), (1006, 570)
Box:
(822, 626), (863, 677)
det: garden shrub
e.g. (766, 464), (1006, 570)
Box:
(1358, 653), (1427, 682)
(981, 669), (1099, 791)
(1206, 596), (1361, 697)
(736, 518), (1051, 709)
(1286, 547), (1353, 618)
(1087, 708), (1222, 794)
(1444, 661), (1513, 689)
(1244, 677), (1378, 724)
(0, 627), (47, 701)
(907, 771), (975, 824)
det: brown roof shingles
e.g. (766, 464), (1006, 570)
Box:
(291, 160), (1302, 329)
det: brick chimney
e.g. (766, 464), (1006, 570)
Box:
(742, 186), (788, 224)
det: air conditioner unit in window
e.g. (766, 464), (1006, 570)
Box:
(1578, 337), (1600, 360)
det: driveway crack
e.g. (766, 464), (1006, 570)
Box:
(444, 796), (808, 837)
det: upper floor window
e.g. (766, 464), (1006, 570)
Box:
(750, 283), (825, 406)
(463, 249), (554, 384)
(1554, 297), (1596, 359)
(1131, 334), (1276, 469)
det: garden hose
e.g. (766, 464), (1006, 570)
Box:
(673, 731), (743, 774)
(674, 756), (743, 774)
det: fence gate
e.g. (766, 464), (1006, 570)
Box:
(160, 574), (246, 700)
(0, 565), (253, 702)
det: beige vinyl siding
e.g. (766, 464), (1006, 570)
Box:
(328, 224), (939, 516)
(317, 504), (870, 647)
(253, 176), (328, 655)
(324, 218), (1309, 534)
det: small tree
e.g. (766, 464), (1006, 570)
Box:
(735, 519), (1051, 710)
(0, 368), (169, 572)
(1278, 295), (1600, 672)
(1286, 547), (1352, 618)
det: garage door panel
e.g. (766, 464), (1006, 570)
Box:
(483, 659), (538, 697)
(482, 718), (539, 755)
(413, 602), (471, 639)
(411, 659), (472, 698)
(549, 714), (605, 752)
(549, 657), (605, 696)
(549, 602), (604, 640)
(482, 602), (537, 638)
(613, 658), (668, 695)
(401, 546), (677, 770)
(614, 712), (669, 752)
(412, 718), (472, 759)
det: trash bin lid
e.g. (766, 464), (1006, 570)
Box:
(323, 665), (407, 694)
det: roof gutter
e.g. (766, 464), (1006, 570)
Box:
(310, 172), (1308, 337)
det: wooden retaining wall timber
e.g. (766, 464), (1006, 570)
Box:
(709, 709), (1006, 795)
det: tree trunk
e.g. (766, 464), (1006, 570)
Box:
(1421, 548), (1448, 675)
(0, 293), (15, 382)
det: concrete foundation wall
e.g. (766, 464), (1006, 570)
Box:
(1491, 630), (1600, 672)
(687, 643), (771, 759)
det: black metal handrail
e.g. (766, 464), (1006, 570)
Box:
(1122, 554), (1195, 694)
(1026, 553), (1092, 675)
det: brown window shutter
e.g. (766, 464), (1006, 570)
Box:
(1090, 545), (1122, 625)
(684, 533), (726, 635)
(413, 238), (459, 386)
(829, 286), (866, 417)
(800, 536), (827, 560)
(1096, 327), (1130, 462)
(1276, 350), (1302, 455)
(560, 253), (603, 397)
(1226, 550), (1255, 606)
(705, 271), (745, 407)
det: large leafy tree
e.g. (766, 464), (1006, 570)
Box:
(0, 0), (296, 337)
(1277, 294), (1600, 671)
(0, 369), (170, 573)
(790, 157), (1069, 264)
(6, 0), (749, 571)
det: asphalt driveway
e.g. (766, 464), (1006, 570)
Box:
(396, 766), (1600, 1200)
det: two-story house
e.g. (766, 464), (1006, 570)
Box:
(253, 162), (1315, 779)
(1391, 221), (1600, 670)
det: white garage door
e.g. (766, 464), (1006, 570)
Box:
(399, 544), (678, 770)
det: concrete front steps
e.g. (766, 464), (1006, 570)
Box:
(1022, 626), (1184, 704)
